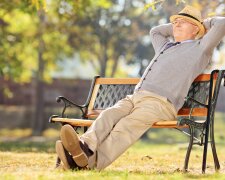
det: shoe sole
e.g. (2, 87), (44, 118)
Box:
(55, 140), (70, 170)
(60, 125), (88, 167)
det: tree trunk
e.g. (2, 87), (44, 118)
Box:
(32, 10), (46, 136)
(110, 55), (119, 77)
(100, 39), (108, 77)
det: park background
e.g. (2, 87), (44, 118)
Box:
(0, 0), (225, 179)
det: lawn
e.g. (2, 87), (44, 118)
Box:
(1, 113), (225, 179)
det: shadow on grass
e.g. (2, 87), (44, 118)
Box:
(78, 169), (220, 179)
(183, 173), (221, 179)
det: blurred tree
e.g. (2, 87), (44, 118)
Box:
(1, 0), (223, 82)
(67, 0), (224, 77)
(30, 0), (111, 134)
(65, 0), (155, 77)
(0, 0), (106, 134)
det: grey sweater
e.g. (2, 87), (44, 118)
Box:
(135, 17), (225, 112)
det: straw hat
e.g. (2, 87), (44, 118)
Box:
(170, 5), (205, 39)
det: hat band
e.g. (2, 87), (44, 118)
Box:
(178, 13), (200, 22)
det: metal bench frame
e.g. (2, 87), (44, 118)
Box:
(50, 69), (225, 173)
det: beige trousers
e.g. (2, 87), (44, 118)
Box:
(80, 90), (177, 170)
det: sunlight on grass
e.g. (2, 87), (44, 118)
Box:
(0, 128), (60, 139)
(1, 141), (225, 179)
(0, 128), (32, 138)
(42, 128), (60, 138)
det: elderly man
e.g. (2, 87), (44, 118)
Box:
(56, 5), (225, 170)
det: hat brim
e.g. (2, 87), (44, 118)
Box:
(170, 15), (205, 39)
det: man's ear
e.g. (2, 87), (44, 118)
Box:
(193, 26), (200, 36)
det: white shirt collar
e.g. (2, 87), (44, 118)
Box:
(179, 39), (195, 43)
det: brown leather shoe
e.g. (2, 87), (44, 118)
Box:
(60, 125), (88, 167)
(55, 140), (79, 170)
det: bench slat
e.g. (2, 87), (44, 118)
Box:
(94, 74), (216, 85)
(51, 117), (205, 129)
(96, 78), (139, 84)
(52, 118), (93, 126)
(177, 108), (207, 116)
(85, 108), (207, 118)
(194, 74), (210, 81)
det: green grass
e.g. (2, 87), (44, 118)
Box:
(1, 140), (225, 179)
(1, 112), (225, 179)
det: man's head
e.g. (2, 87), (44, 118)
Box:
(170, 5), (205, 42)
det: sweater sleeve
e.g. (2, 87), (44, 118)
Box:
(200, 17), (225, 54)
(150, 23), (173, 53)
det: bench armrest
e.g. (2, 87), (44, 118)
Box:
(185, 96), (208, 108)
(56, 96), (88, 118)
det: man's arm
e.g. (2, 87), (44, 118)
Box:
(150, 23), (173, 53)
(201, 17), (225, 54)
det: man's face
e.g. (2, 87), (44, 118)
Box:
(172, 18), (199, 42)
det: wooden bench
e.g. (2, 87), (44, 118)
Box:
(49, 70), (225, 173)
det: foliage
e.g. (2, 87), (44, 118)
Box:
(0, 0), (224, 82)
(31, 0), (47, 11)
(70, 1), (154, 77)
(145, 0), (225, 17)
(0, 0), (113, 83)
(0, 1), (66, 82)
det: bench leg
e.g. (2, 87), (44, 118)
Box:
(84, 126), (88, 133)
(202, 118), (220, 173)
(202, 133), (208, 173)
(55, 156), (61, 168)
(210, 122), (220, 171)
(211, 138), (220, 171)
(183, 126), (194, 172)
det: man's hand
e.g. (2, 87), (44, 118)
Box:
(203, 18), (212, 34)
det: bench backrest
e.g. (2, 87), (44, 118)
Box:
(84, 70), (224, 119)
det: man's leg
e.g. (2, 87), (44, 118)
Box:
(60, 95), (134, 168)
(80, 95), (134, 152)
(94, 91), (177, 169)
